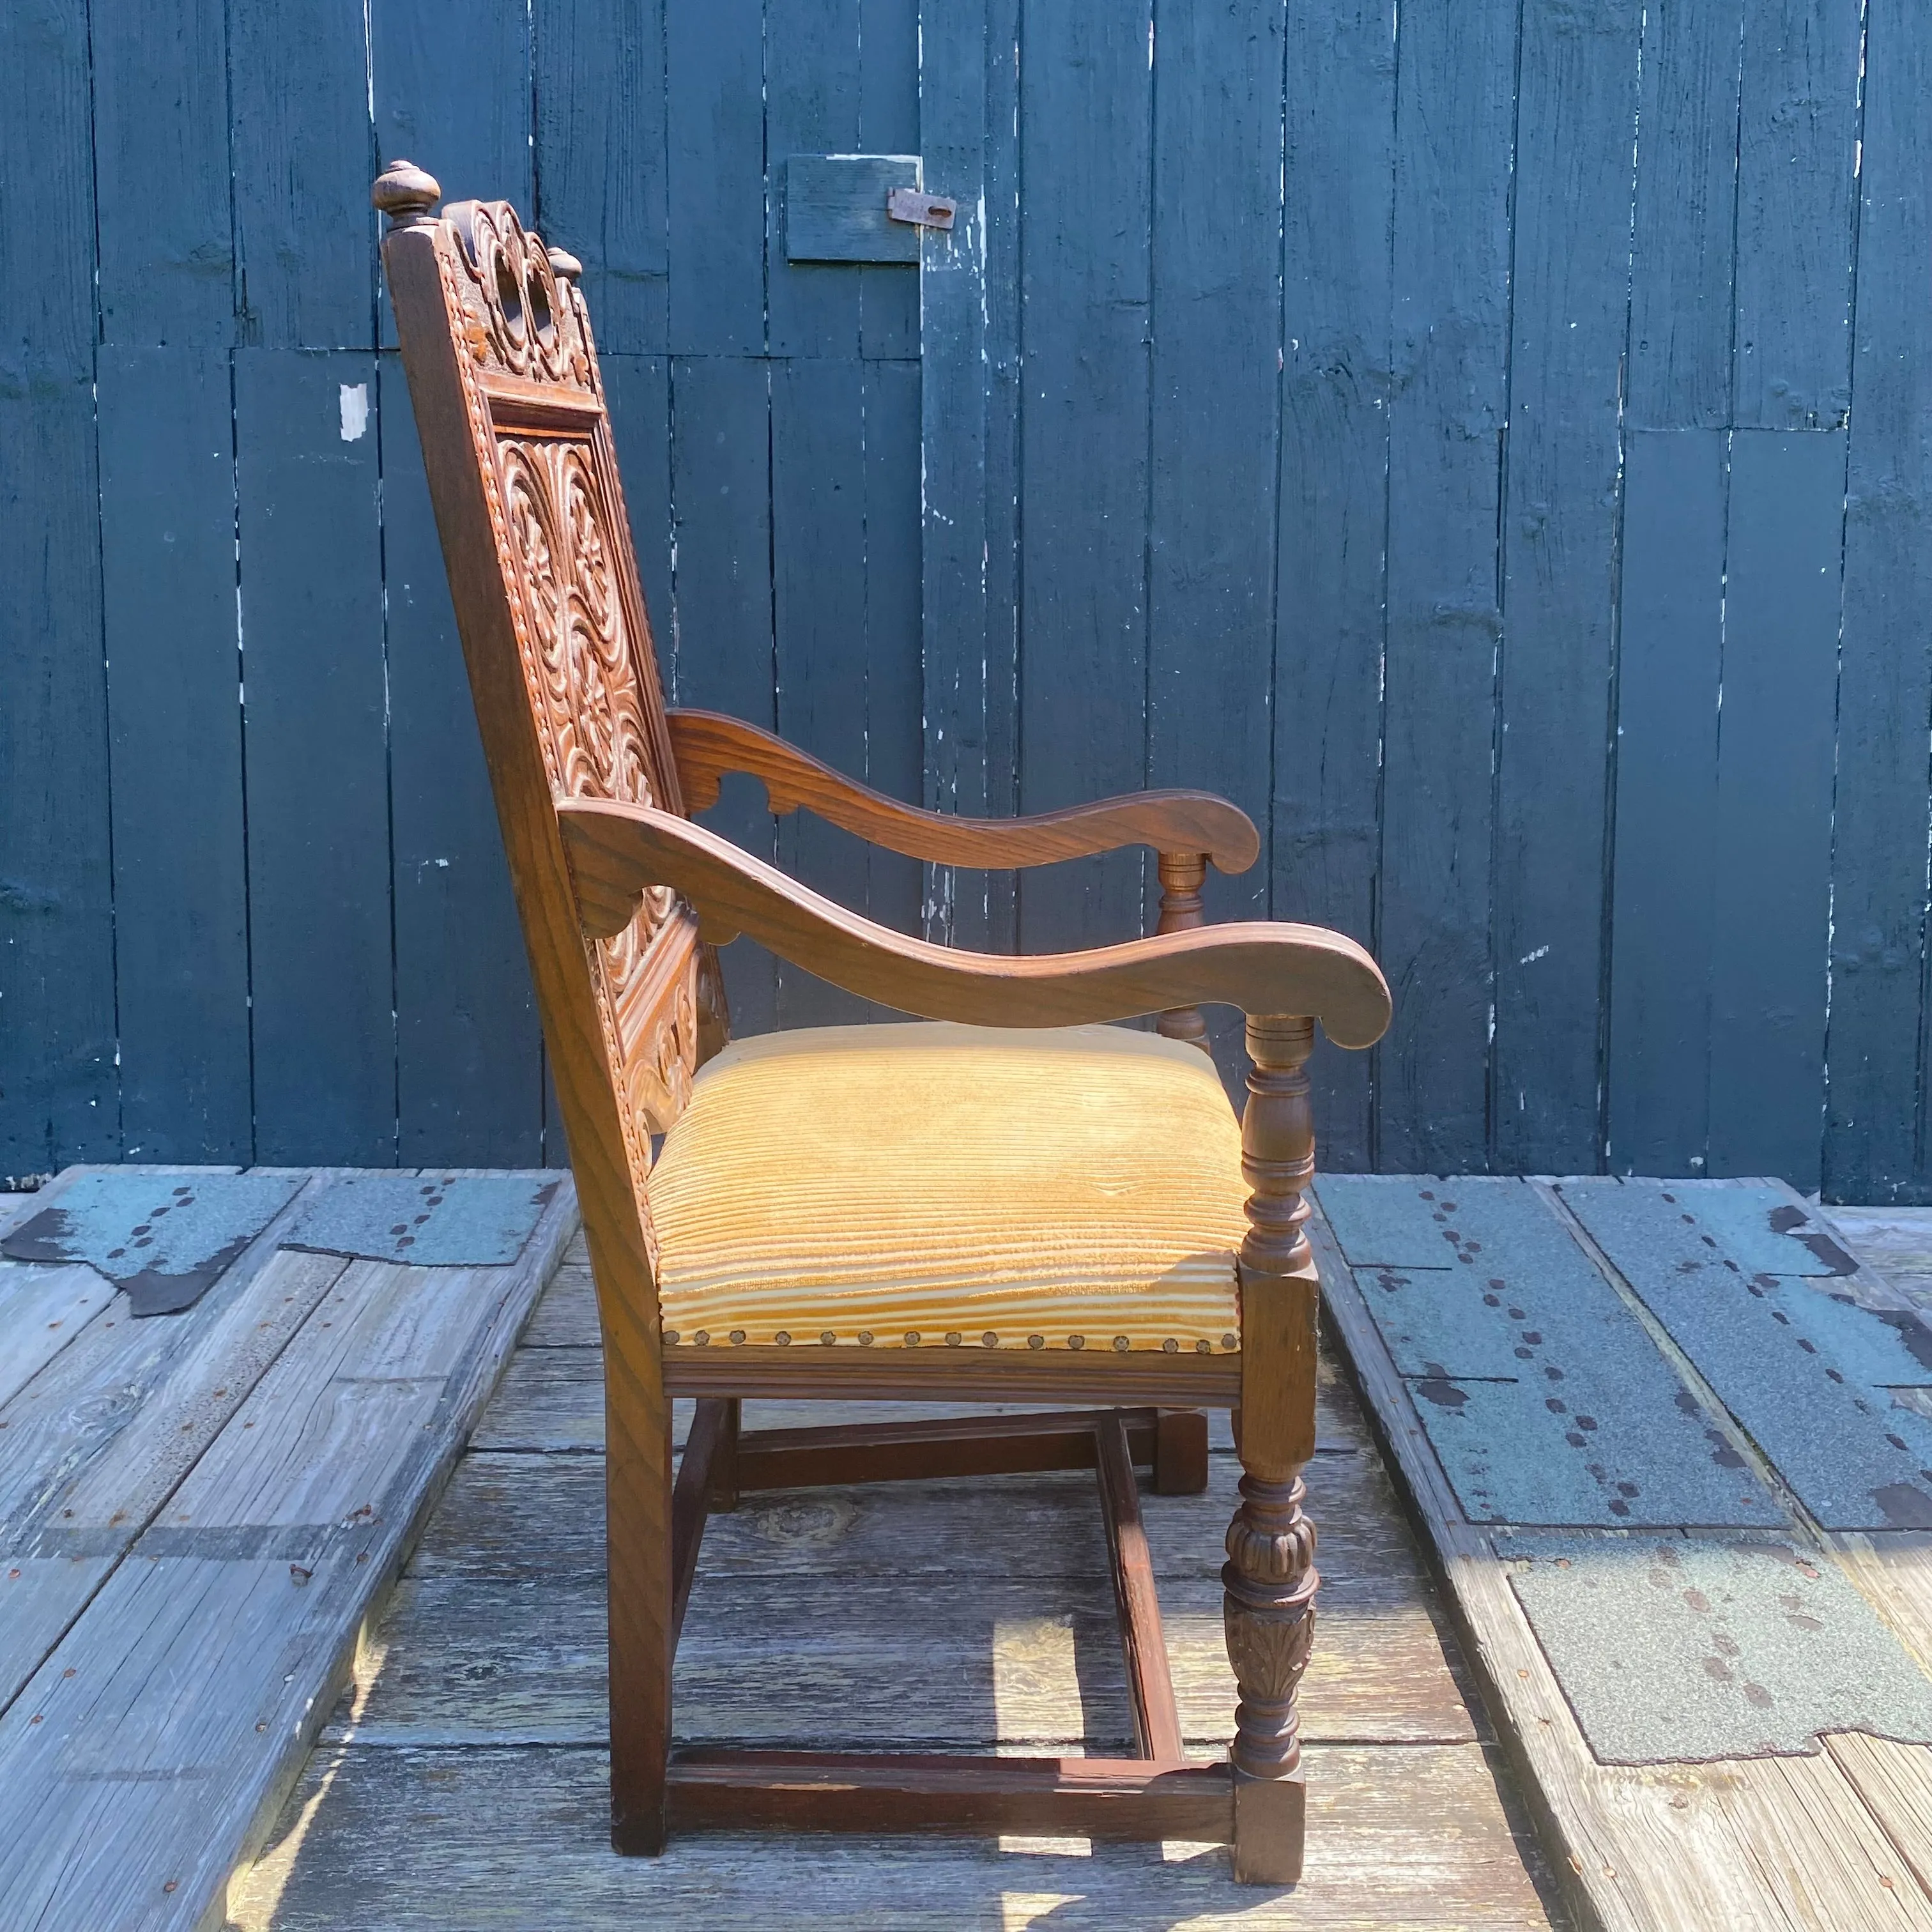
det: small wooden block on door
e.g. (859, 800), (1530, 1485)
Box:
(785, 155), (923, 264)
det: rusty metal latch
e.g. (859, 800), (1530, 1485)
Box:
(886, 187), (955, 231)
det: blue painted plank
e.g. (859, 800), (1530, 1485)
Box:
(1605, 431), (1725, 1174)
(1557, 1178), (1932, 1528)
(601, 355), (677, 664)
(284, 1172), (560, 1266)
(1491, 0), (1641, 1171)
(1706, 432), (1844, 1188)
(1825, 0), (1932, 1204)
(98, 347), (252, 1163)
(372, 0), (533, 351)
(0, 0), (116, 1177)
(1146, 0), (1284, 1084)
(1503, 1533), (1932, 1764)
(765, 0), (865, 351)
(858, 355), (926, 963)
(856, 0), (921, 362)
(89, 0), (233, 344)
(533, 0), (670, 355)
(917, 0), (1016, 951)
(1376, 0), (1517, 1171)
(772, 355), (872, 1027)
(668, 355), (777, 1034)
(666, 0), (765, 353)
(236, 351), (395, 1165)
(379, 357), (544, 1165)
(1731, 0), (1861, 429)
(1274, 0), (1396, 1170)
(230, 0), (373, 348)
(1625, 0), (1744, 429)
(1, 1172), (303, 1316)
(1015, 0), (1154, 958)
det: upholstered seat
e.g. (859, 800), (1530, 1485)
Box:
(650, 1023), (1247, 1356)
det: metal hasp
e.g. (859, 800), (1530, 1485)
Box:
(886, 187), (955, 231)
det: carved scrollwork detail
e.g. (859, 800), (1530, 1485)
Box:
(417, 184), (705, 1275)
(442, 199), (596, 390)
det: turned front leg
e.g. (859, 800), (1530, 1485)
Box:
(1226, 1013), (1320, 1884)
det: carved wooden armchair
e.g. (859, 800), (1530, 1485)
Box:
(375, 160), (1390, 1884)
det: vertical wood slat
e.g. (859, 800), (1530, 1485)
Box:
(0, 0), (118, 1178)
(89, 0), (233, 348)
(1015, 0), (1154, 958)
(1706, 431), (1848, 1190)
(1491, 0), (1643, 1172)
(668, 355), (778, 1035)
(371, 0), (533, 353)
(764, 0), (864, 362)
(229, 0), (374, 349)
(666, 0), (766, 356)
(98, 348), (252, 1163)
(379, 359), (544, 1163)
(1376, 0), (1519, 1172)
(1825, 0), (1932, 1202)
(1731, 0), (1862, 431)
(236, 350), (394, 1166)
(1273, 0), (1397, 1172)
(1624, 0), (1745, 431)
(1146, 0), (1284, 1087)
(1606, 430), (1726, 1175)
(532, 0), (670, 356)
(773, 355), (873, 1027)
(918, 0), (1020, 953)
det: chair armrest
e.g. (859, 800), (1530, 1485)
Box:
(665, 708), (1260, 875)
(558, 798), (1388, 1046)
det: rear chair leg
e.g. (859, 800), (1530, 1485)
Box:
(1152, 1407), (1210, 1495)
(1226, 1015), (1321, 1885)
(604, 1298), (675, 1856)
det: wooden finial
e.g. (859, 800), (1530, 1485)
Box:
(372, 159), (441, 228)
(546, 246), (584, 282)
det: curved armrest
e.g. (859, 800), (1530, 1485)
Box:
(666, 708), (1259, 875)
(559, 798), (1389, 1046)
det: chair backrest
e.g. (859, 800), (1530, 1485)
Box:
(375, 160), (719, 1326)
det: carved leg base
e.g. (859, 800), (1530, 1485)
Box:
(1223, 1471), (1317, 1888)
(1231, 1767), (1307, 1883)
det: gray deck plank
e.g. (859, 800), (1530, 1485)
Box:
(0, 1168), (578, 1932)
(410, 1446), (1425, 1585)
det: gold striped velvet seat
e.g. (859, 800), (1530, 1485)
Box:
(649, 1023), (1248, 1356)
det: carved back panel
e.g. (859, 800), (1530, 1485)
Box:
(379, 169), (722, 1296)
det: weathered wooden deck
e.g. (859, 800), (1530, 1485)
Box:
(226, 1234), (1567, 1930)
(12, 1170), (1932, 1929)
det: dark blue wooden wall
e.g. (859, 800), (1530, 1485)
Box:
(3, 0), (1928, 1202)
